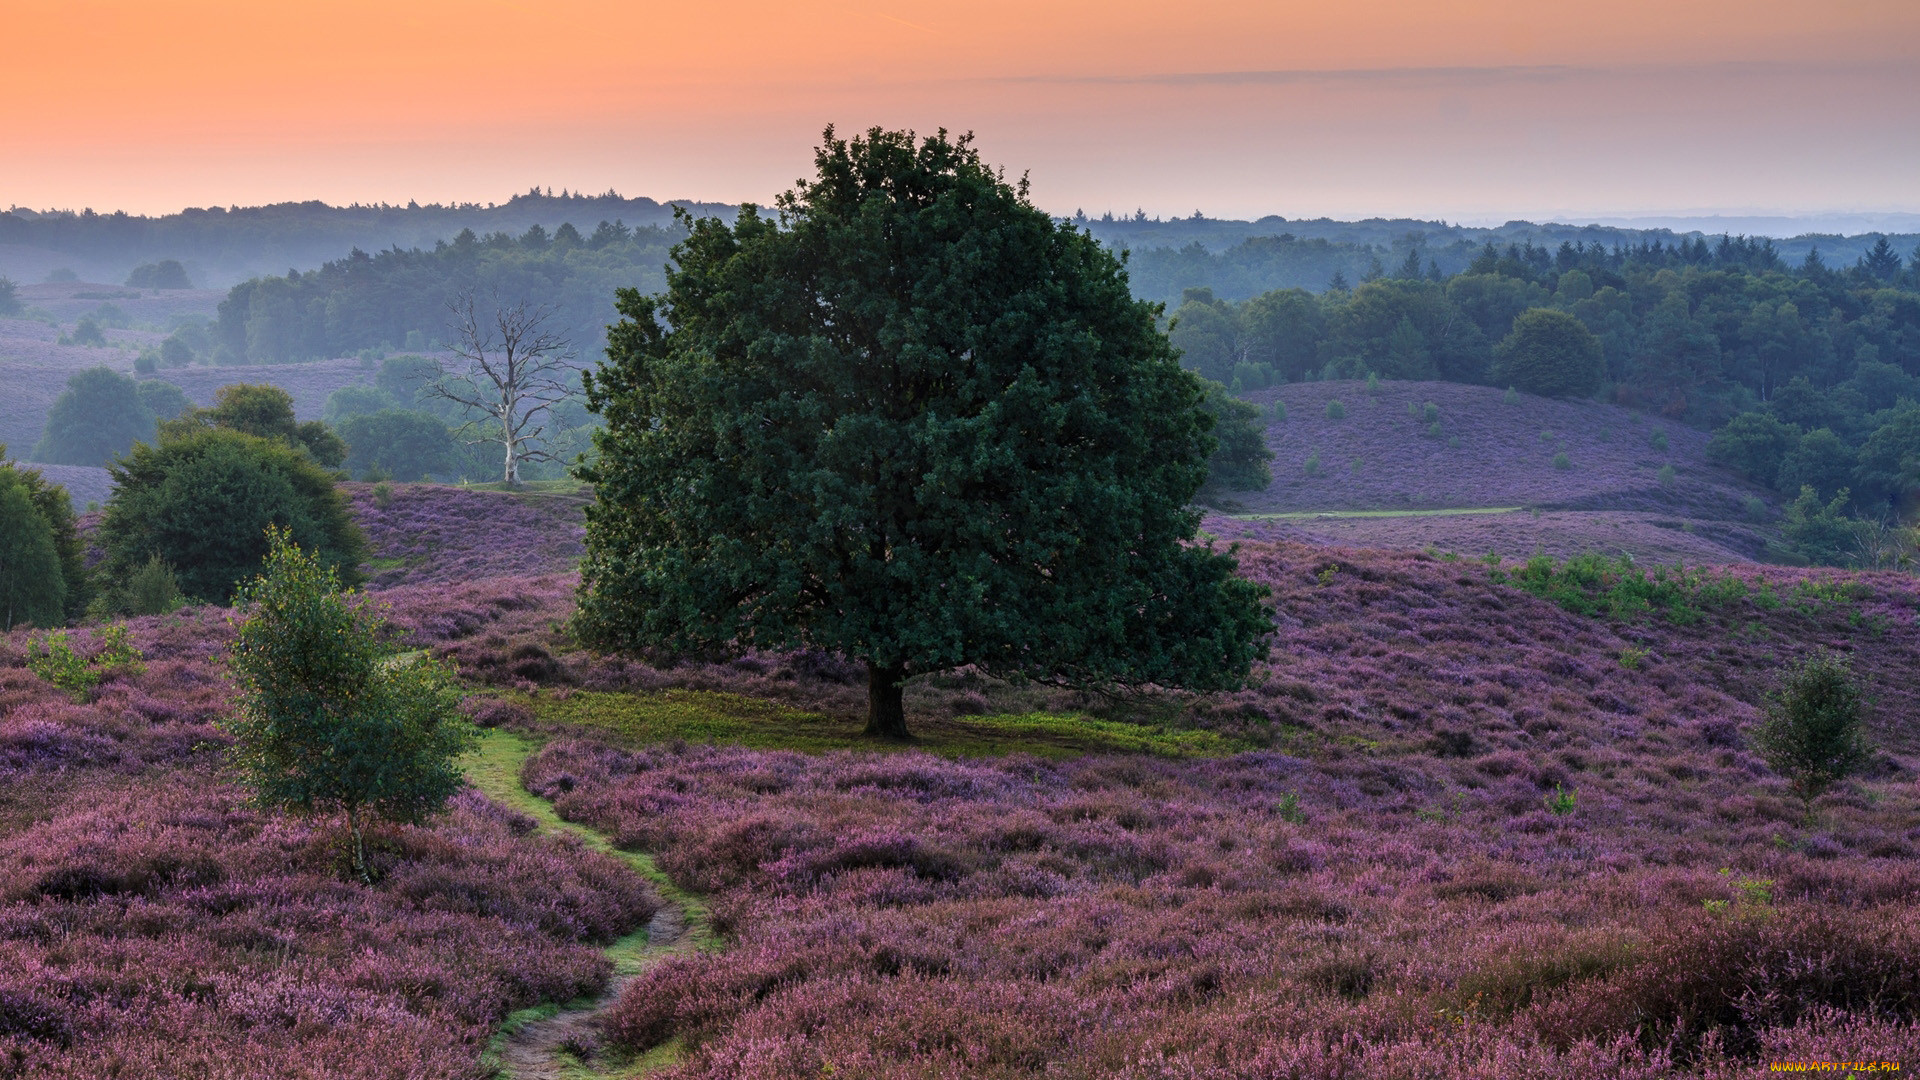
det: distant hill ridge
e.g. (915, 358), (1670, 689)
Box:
(3, 190), (1914, 293)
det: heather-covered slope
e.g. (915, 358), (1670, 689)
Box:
(8, 480), (1918, 1076)
(0, 612), (660, 1078)
(1227, 380), (1777, 563)
(397, 544), (1920, 1078)
(347, 482), (588, 588)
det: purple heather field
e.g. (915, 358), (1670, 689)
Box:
(383, 543), (1920, 1079)
(5, 465), (1919, 1074)
(1239, 381), (1764, 517)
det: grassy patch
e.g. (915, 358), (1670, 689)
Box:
(1230, 506), (1523, 521)
(533, 689), (1250, 759)
(467, 728), (711, 1078)
(462, 478), (591, 497)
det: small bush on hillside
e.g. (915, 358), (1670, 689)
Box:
(1304, 451), (1321, 477)
(1365, 372), (1379, 395)
(59, 317), (108, 348)
(225, 529), (476, 882)
(1781, 486), (1856, 567)
(1658, 464), (1676, 489)
(1504, 386), (1519, 405)
(1744, 495), (1769, 522)
(1650, 429), (1670, 452)
(0, 275), (19, 317)
(1270, 400), (1286, 422)
(26, 624), (144, 702)
(1752, 652), (1869, 809)
(1350, 458), (1363, 476)
(1325, 399), (1346, 419)
(1447, 435), (1461, 449)
(1553, 452), (1572, 471)
(1422, 401), (1439, 423)
(126, 260), (192, 289)
(133, 350), (156, 374)
(124, 555), (185, 616)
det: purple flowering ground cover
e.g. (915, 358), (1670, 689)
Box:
(0, 612), (660, 1078)
(1238, 381), (1768, 520)
(365, 540), (1920, 1078)
(348, 483), (589, 589)
(7, 471), (1920, 1076)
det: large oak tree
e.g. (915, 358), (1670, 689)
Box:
(576, 127), (1270, 739)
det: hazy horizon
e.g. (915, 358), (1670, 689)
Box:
(7, 2), (1917, 222)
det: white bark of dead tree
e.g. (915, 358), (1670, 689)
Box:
(427, 292), (580, 486)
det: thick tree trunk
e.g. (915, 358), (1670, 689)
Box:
(863, 662), (910, 741)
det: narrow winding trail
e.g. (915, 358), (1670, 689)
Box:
(466, 729), (713, 1079)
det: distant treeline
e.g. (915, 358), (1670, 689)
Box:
(0, 189), (724, 287)
(211, 221), (679, 363)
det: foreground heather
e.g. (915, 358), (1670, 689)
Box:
(0, 616), (659, 1078)
(527, 730), (1920, 1078)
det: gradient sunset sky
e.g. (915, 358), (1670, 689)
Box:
(8, 0), (1918, 220)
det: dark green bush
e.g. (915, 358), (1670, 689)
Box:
(32, 367), (155, 466)
(100, 428), (365, 604)
(1752, 651), (1869, 807)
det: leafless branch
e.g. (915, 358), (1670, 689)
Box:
(423, 290), (581, 484)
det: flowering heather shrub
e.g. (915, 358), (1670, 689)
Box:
(534, 724), (1920, 1077)
(0, 605), (659, 1076)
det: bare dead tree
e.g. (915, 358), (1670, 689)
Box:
(427, 291), (581, 485)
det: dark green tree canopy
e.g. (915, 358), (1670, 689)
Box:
(337, 410), (455, 481)
(1197, 379), (1274, 499)
(577, 127), (1271, 738)
(162, 383), (348, 468)
(1491, 307), (1605, 398)
(0, 473), (66, 631)
(101, 428), (365, 604)
(0, 456), (89, 619)
(32, 366), (156, 467)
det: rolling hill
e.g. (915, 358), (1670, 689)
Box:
(1216, 381), (1779, 564)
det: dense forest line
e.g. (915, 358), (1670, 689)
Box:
(208, 222), (679, 363)
(0, 190), (725, 287)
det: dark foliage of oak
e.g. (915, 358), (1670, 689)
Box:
(577, 127), (1271, 739)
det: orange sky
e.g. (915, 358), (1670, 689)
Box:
(7, 0), (1919, 218)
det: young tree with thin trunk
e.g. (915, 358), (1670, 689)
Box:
(224, 527), (474, 882)
(575, 127), (1272, 740)
(427, 292), (579, 485)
